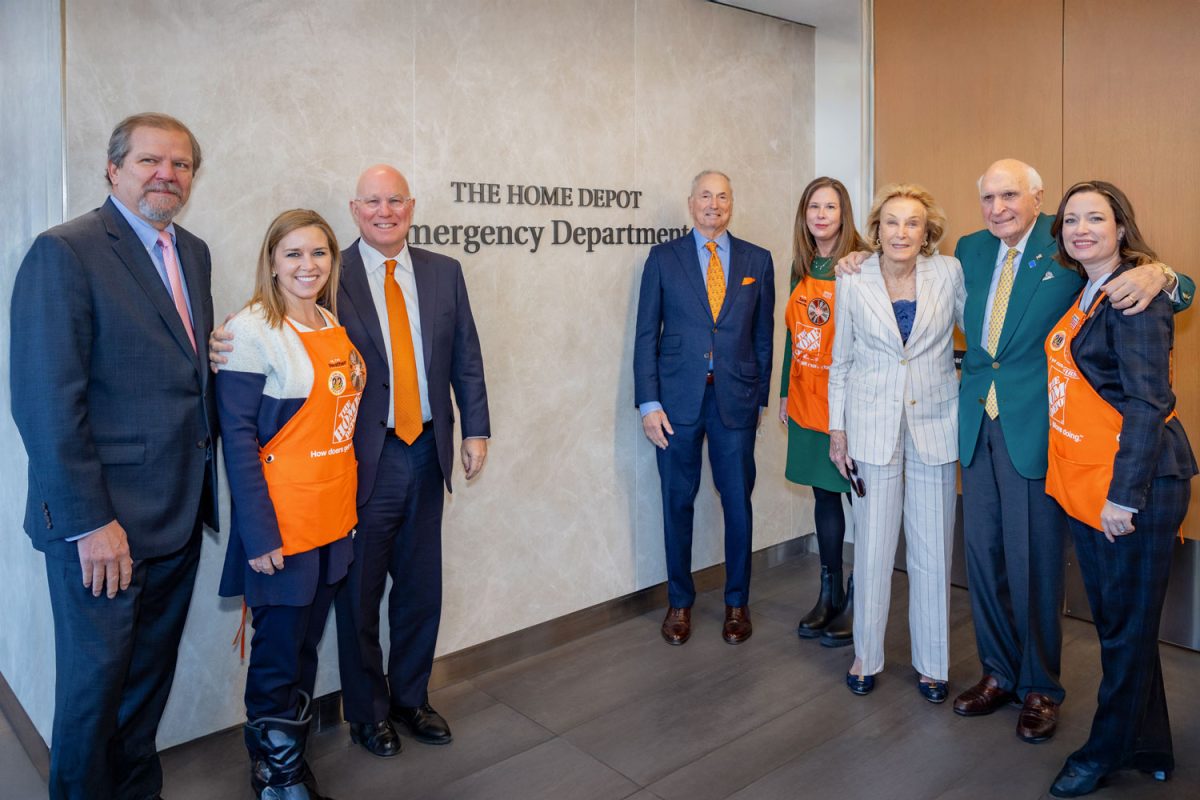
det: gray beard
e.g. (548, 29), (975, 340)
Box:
(138, 194), (182, 224)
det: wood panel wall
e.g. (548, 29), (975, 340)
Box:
(874, 0), (1200, 538)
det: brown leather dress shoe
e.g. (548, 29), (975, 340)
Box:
(954, 674), (1018, 717)
(722, 605), (752, 644)
(1017, 692), (1059, 743)
(661, 607), (692, 645)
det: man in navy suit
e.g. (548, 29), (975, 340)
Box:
(11, 113), (218, 800)
(634, 170), (775, 646)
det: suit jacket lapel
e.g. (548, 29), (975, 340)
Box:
(962, 236), (995, 341)
(906, 257), (938, 347)
(996, 214), (1055, 355)
(860, 257), (902, 346)
(671, 235), (710, 317)
(338, 242), (390, 365)
(100, 200), (199, 366)
(411, 248), (437, 373)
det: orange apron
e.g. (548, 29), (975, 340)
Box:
(1044, 290), (1174, 529)
(260, 315), (365, 555)
(784, 272), (837, 432)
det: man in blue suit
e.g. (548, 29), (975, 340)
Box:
(11, 113), (218, 800)
(634, 170), (775, 645)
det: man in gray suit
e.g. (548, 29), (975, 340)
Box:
(11, 113), (217, 800)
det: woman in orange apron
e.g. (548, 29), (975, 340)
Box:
(779, 177), (868, 646)
(216, 209), (364, 800)
(1043, 182), (1196, 798)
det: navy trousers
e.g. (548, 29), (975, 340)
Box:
(962, 415), (1067, 702)
(656, 383), (757, 608)
(45, 528), (200, 800)
(335, 429), (445, 722)
(246, 545), (341, 720)
(1067, 476), (1189, 774)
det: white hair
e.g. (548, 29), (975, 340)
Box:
(690, 170), (732, 196)
(977, 161), (1043, 194)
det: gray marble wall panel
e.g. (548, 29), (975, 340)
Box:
(4, 0), (816, 747)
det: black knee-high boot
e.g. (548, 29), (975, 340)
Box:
(244, 692), (333, 800)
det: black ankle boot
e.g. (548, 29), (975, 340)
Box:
(797, 565), (845, 638)
(244, 692), (333, 800)
(820, 572), (853, 648)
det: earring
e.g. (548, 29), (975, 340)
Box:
(271, 272), (277, 278)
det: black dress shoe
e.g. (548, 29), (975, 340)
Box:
(918, 679), (947, 704)
(391, 703), (453, 745)
(845, 671), (874, 696)
(1049, 761), (1108, 798)
(349, 720), (402, 757)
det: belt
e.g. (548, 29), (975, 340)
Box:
(705, 372), (714, 385)
(385, 419), (434, 438)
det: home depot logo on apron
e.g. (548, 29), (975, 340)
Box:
(1043, 291), (1175, 530)
(784, 273), (837, 432)
(260, 316), (365, 556)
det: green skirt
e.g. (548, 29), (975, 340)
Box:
(784, 418), (851, 493)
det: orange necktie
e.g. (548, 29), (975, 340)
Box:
(705, 241), (725, 320)
(384, 259), (423, 443)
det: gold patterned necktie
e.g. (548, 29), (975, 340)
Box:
(384, 259), (423, 443)
(705, 241), (725, 321)
(984, 247), (1019, 419)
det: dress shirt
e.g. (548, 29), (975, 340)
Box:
(358, 240), (432, 425)
(109, 194), (193, 311)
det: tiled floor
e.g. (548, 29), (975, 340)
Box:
(5, 553), (1198, 799)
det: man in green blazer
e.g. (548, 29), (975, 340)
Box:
(952, 159), (1193, 743)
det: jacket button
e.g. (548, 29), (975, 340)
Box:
(380, 420), (387, 427)
(382, 382), (389, 389)
(909, 399), (917, 405)
(197, 437), (210, 448)
(900, 358), (908, 365)
(712, 327), (718, 333)
(992, 362), (1000, 369)
(978, 398), (986, 404)
(704, 352), (712, 359)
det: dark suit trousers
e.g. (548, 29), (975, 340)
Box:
(246, 546), (340, 720)
(657, 383), (757, 608)
(45, 528), (200, 800)
(335, 429), (444, 722)
(962, 416), (1067, 702)
(1068, 476), (1188, 774)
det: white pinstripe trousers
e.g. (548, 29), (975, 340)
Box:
(851, 416), (955, 680)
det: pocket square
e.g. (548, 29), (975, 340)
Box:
(741, 276), (756, 285)
(1042, 270), (1055, 281)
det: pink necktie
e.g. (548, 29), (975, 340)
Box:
(157, 231), (196, 352)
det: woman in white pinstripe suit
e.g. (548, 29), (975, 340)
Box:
(827, 184), (965, 702)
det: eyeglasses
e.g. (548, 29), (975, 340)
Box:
(354, 196), (414, 211)
(848, 460), (866, 498)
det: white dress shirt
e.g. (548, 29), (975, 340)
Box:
(358, 240), (432, 425)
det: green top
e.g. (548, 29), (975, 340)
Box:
(780, 257), (849, 491)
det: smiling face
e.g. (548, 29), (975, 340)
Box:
(1060, 191), (1123, 275)
(878, 196), (927, 267)
(687, 172), (733, 240)
(106, 126), (195, 229)
(805, 186), (842, 256)
(978, 160), (1042, 246)
(350, 165), (415, 257)
(272, 226), (333, 315)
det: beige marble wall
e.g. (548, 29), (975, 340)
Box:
(39, 0), (815, 745)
